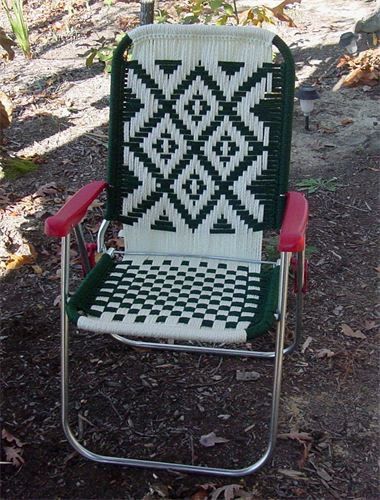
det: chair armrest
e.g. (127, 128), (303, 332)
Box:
(278, 192), (309, 253)
(44, 180), (107, 237)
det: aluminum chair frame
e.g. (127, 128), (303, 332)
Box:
(45, 25), (309, 476)
(60, 229), (305, 476)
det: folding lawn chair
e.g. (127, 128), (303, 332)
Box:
(45, 24), (308, 476)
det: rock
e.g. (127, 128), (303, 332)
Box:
(355, 7), (380, 34)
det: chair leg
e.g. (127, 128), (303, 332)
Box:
(293, 249), (305, 350)
(60, 244), (291, 476)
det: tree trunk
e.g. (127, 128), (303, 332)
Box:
(140, 0), (155, 25)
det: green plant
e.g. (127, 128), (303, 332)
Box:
(263, 235), (317, 261)
(103, 0), (114, 6)
(0, 155), (39, 180)
(155, 0), (300, 27)
(296, 177), (338, 194)
(81, 34), (124, 73)
(1, 0), (31, 58)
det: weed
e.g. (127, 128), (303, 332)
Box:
(296, 177), (338, 194)
(1, 0), (31, 58)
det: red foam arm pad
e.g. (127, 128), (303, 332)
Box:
(278, 192), (309, 252)
(44, 180), (107, 237)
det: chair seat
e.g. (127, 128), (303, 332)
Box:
(67, 254), (279, 343)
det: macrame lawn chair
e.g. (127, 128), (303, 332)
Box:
(45, 24), (308, 476)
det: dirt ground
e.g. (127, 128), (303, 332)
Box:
(1, 0), (379, 498)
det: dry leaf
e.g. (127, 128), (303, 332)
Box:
(2, 429), (24, 448)
(278, 431), (313, 442)
(0, 90), (13, 130)
(301, 336), (313, 353)
(32, 264), (43, 274)
(210, 484), (250, 500)
(316, 468), (332, 482)
(199, 432), (229, 447)
(6, 243), (37, 270)
(6, 253), (34, 270)
(278, 468), (308, 480)
(341, 323), (366, 339)
(269, 0), (301, 27)
(191, 491), (208, 500)
(33, 182), (59, 198)
(0, 27), (16, 60)
(341, 118), (353, 126)
(316, 348), (335, 358)
(4, 446), (25, 467)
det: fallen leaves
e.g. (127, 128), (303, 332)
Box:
(199, 432), (229, 447)
(341, 323), (367, 340)
(278, 431), (313, 468)
(6, 243), (37, 270)
(1, 429), (25, 467)
(335, 48), (380, 89)
(192, 483), (253, 500)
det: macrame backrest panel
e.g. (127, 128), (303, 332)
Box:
(108, 25), (289, 260)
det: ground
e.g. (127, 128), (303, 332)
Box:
(1, 0), (379, 498)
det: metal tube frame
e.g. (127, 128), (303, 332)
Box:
(74, 223), (91, 275)
(61, 235), (296, 476)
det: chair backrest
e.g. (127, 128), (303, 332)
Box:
(106, 24), (294, 260)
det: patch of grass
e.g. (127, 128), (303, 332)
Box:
(0, 155), (38, 180)
(296, 177), (338, 194)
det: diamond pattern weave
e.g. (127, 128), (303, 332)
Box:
(107, 25), (284, 260)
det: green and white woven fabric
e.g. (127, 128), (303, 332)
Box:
(69, 25), (294, 342)
(107, 24), (286, 260)
(68, 254), (279, 342)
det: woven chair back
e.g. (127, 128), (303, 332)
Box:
(106, 25), (295, 260)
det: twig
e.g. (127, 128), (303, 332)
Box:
(209, 357), (223, 376)
(178, 375), (231, 389)
(188, 434), (195, 465)
(332, 198), (370, 213)
(232, 0), (239, 24)
(99, 390), (123, 421)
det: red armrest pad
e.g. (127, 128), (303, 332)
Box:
(44, 180), (107, 237)
(278, 192), (309, 252)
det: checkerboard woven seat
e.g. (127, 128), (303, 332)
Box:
(67, 255), (279, 343)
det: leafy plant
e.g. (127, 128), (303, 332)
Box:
(81, 35), (124, 73)
(296, 177), (338, 194)
(156, 0), (301, 27)
(1, 0), (31, 58)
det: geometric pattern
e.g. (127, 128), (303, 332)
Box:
(68, 26), (294, 342)
(71, 255), (279, 342)
(121, 59), (282, 253)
